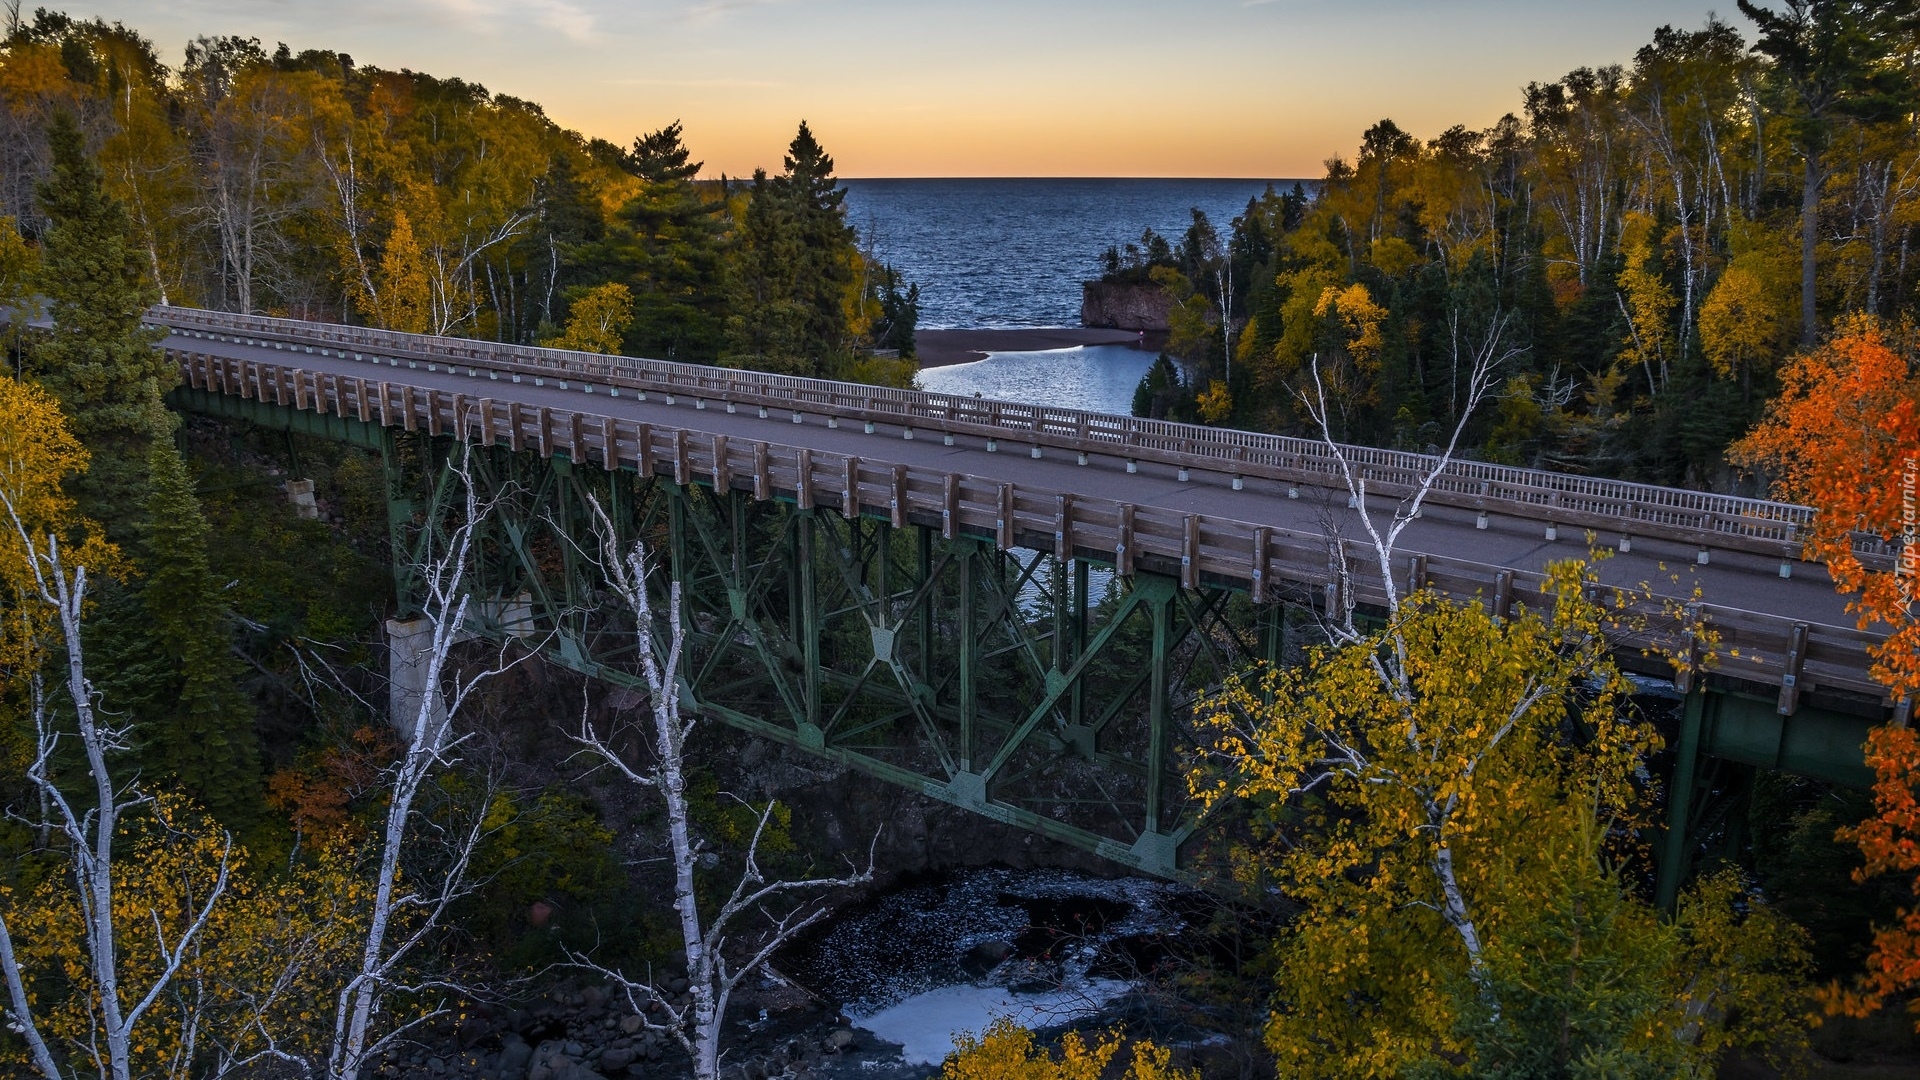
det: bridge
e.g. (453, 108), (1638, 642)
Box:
(139, 304), (1895, 895)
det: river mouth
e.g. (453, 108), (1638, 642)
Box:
(782, 868), (1193, 1066)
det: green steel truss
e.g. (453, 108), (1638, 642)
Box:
(173, 388), (1885, 889)
(368, 430), (1279, 879)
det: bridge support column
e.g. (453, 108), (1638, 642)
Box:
(286, 478), (319, 519)
(387, 616), (446, 742)
(1656, 686), (1707, 910)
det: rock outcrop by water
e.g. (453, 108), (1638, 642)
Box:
(1079, 282), (1170, 331)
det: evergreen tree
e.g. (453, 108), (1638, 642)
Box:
(721, 121), (855, 376)
(721, 169), (810, 374)
(138, 436), (262, 826)
(591, 122), (727, 362)
(29, 111), (170, 529)
(516, 151), (605, 341)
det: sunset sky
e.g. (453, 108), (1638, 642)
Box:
(84, 0), (1730, 178)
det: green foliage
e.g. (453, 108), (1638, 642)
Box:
(1748, 774), (1911, 981)
(137, 438), (262, 826)
(1132, 353), (1193, 421)
(28, 111), (169, 529)
(718, 120), (915, 381)
(464, 787), (638, 967)
(578, 122), (730, 362)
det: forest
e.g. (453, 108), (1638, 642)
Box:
(0, 7), (918, 378)
(1121, 3), (1919, 490)
(4, 2), (1920, 1079)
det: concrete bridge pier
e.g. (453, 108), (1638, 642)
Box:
(387, 616), (446, 741)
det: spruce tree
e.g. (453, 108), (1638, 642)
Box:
(599, 122), (727, 361)
(721, 168), (810, 374)
(721, 121), (855, 376)
(137, 436), (262, 826)
(30, 110), (170, 528)
(773, 121), (854, 365)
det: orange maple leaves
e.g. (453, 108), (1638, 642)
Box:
(1734, 315), (1920, 1026)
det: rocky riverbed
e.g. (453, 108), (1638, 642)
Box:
(366, 977), (917, 1080)
(365, 868), (1207, 1080)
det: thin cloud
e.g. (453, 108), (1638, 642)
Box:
(531, 0), (596, 41)
(682, 0), (785, 27)
(417, 0), (598, 41)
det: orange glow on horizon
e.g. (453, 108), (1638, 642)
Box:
(72, 0), (1729, 180)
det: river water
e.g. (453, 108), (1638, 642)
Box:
(785, 868), (1194, 1072)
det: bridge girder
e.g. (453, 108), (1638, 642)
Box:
(171, 387), (1887, 891)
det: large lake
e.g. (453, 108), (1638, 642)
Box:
(841, 178), (1295, 330)
(841, 178), (1293, 413)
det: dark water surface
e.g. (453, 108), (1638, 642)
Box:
(841, 179), (1298, 330)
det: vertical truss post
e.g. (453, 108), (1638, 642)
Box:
(1262, 600), (1286, 668)
(1071, 558), (1089, 728)
(917, 525), (933, 678)
(608, 468), (634, 548)
(381, 427), (417, 617)
(958, 541), (977, 772)
(1051, 556), (1069, 679)
(668, 483), (692, 632)
(1145, 580), (1173, 837)
(1657, 686), (1708, 910)
(798, 511), (823, 746)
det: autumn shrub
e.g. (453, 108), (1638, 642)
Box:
(940, 1018), (1196, 1080)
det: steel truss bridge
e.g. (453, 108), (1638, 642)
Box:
(140, 305), (1898, 897)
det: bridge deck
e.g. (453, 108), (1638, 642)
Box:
(147, 309), (1893, 715)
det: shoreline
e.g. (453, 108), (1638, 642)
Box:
(915, 328), (1164, 367)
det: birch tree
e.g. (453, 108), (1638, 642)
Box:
(568, 495), (872, 1080)
(318, 447), (521, 1080)
(0, 496), (232, 1080)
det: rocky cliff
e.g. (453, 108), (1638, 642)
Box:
(1080, 281), (1170, 331)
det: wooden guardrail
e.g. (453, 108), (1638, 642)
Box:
(149, 305), (1883, 567)
(171, 348), (1897, 716)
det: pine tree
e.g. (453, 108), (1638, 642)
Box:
(721, 168), (810, 374)
(29, 111), (170, 533)
(599, 122), (727, 361)
(721, 122), (856, 376)
(773, 121), (854, 365)
(137, 436), (262, 826)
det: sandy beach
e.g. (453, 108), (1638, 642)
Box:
(915, 327), (1159, 367)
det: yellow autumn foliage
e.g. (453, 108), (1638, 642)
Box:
(0, 377), (117, 699)
(549, 282), (635, 355)
(1, 797), (378, 1077)
(1190, 562), (1812, 1076)
(941, 1019), (1196, 1080)
(1312, 282), (1388, 372)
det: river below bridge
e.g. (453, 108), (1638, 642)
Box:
(778, 867), (1204, 1076)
